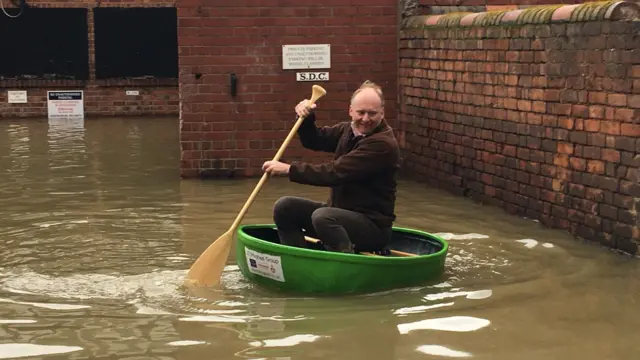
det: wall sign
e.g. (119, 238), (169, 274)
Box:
(296, 72), (329, 82)
(7, 91), (27, 103)
(47, 91), (84, 121)
(282, 44), (330, 70)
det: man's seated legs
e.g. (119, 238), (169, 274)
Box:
(273, 196), (389, 253)
(273, 196), (324, 248)
(311, 207), (388, 253)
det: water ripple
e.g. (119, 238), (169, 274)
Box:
(417, 345), (472, 358)
(0, 344), (83, 359)
(397, 316), (491, 334)
(248, 334), (327, 348)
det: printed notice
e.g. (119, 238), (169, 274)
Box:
(7, 90), (27, 103)
(245, 248), (285, 282)
(282, 44), (330, 70)
(47, 91), (84, 121)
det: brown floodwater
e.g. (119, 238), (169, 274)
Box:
(0, 116), (639, 360)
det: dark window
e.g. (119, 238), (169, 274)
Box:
(94, 7), (178, 79)
(0, 7), (89, 80)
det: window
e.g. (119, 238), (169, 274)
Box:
(94, 7), (178, 79)
(0, 8), (89, 80)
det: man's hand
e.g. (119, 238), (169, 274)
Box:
(262, 160), (291, 175)
(295, 99), (317, 118)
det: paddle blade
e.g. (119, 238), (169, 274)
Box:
(185, 230), (234, 286)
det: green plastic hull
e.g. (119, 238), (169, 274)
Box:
(235, 224), (449, 295)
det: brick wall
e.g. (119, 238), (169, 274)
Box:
(0, 1), (179, 119)
(399, 2), (640, 253)
(177, 0), (399, 178)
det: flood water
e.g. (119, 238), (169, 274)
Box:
(0, 116), (639, 360)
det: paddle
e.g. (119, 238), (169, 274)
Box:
(185, 84), (328, 287)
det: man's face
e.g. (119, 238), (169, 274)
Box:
(349, 90), (384, 135)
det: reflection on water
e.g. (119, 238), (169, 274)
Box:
(0, 344), (83, 359)
(0, 117), (639, 360)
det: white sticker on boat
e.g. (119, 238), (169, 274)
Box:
(244, 248), (285, 282)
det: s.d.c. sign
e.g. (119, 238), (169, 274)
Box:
(296, 72), (329, 82)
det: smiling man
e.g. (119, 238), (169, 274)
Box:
(262, 80), (401, 253)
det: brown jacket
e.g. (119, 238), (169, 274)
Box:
(288, 113), (401, 228)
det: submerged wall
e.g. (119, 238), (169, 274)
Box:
(398, 1), (639, 253)
(0, 1), (179, 118)
(176, 0), (399, 178)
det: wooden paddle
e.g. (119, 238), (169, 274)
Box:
(185, 84), (328, 287)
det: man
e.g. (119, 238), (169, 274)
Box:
(262, 80), (401, 253)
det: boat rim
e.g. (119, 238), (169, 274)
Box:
(237, 224), (449, 265)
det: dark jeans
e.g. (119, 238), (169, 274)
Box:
(273, 196), (391, 253)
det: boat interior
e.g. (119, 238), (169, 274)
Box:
(241, 226), (446, 257)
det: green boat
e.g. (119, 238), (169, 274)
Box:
(235, 224), (449, 295)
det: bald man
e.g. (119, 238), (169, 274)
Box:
(262, 80), (400, 254)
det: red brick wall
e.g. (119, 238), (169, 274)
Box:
(399, 2), (640, 253)
(0, 1), (179, 119)
(177, 0), (399, 178)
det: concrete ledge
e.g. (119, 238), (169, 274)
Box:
(405, 1), (640, 28)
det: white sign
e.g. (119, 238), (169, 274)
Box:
(296, 72), (329, 82)
(126, 90), (139, 96)
(282, 44), (330, 70)
(7, 90), (27, 103)
(245, 248), (285, 282)
(47, 91), (84, 121)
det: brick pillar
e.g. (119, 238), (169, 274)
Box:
(177, 0), (399, 179)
